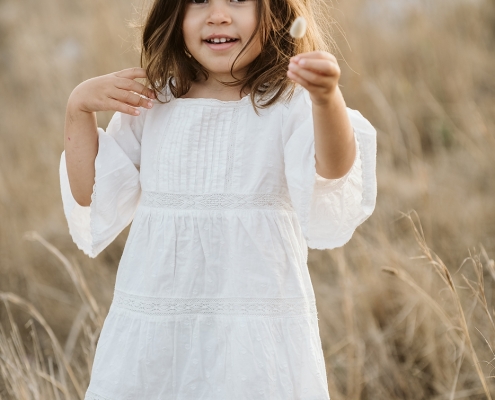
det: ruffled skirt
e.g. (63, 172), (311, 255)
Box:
(83, 204), (331, 400)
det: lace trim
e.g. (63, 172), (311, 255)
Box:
(112, 290), (317, 317)
(140, 191), (295, 211)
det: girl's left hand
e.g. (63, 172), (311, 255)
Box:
(287, 51), (341, 106)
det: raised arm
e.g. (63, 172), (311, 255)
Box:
(287, 51), (355, 179)
(64, 68), (155, 206)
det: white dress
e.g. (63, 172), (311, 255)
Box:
(59, 85), (377, 400)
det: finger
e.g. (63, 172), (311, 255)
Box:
(288, 63), (332, 87)
(292, 50), (335, 62)
(287, 70), (317, 91)
(106, 98), (142, 116)
(110, 88), (154, 109)
(114, 67), (148, 80)
(114, 77), (156, 100)
(294, 59), (339, 77)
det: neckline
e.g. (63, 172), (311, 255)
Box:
(172, 92), (251, 106)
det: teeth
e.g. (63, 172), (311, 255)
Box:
(207, 38), (236, 44)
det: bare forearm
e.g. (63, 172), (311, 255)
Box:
(312, 87), (356, 179)
(62, 68), (155, 206)
(64, 93), (98, 207)
(287, 51), (355, 179)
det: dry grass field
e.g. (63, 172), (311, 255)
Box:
(1, 0), (495, 398)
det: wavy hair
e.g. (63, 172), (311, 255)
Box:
(139, 0), (336, 112)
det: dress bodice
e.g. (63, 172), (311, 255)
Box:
(140, 95), (287, 195)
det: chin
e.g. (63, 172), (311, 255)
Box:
(203, 66), (243, 78)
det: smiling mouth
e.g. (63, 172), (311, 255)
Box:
(204, 38), (239, 44)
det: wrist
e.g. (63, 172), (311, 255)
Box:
(65, 93), (97, 138)
(67, 85), (94, 114)
(310, 85), (344, 109)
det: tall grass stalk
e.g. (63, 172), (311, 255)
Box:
(382, 211), (494, 399)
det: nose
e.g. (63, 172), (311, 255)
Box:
(206, 2), (232, 25)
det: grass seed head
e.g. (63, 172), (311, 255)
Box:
(290, 16), (307, 39)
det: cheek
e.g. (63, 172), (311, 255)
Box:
(182, 26), (192, 46)
(182, 15), (197, 46)
(244, 16), (261, 56)
(245, 33), (262, 58)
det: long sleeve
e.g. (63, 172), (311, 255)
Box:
(282, 86), (377, 250)
(59, 110), (147, 258)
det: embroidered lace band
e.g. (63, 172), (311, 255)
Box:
(140, 191), (295, 211)
(111, 290), (317, 317)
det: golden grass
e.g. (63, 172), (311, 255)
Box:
(0, 232), (107, 398)
(0, 0), (494, 398)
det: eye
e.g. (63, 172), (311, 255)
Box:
(190, 0), (207, 3)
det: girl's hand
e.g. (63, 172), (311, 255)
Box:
(69, 68), (156, 116)
(287, 51), (341, 107)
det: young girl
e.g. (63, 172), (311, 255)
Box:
(60, 0), (376, 398)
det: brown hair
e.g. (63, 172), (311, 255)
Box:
(139, 0), (336, 112)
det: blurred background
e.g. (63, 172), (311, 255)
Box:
(1, 0), (495, 398)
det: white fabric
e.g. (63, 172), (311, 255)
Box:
(59, 85), (376, 400)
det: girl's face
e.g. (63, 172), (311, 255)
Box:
(183, 0), (261, 81)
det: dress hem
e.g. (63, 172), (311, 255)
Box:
(85, 389), (331, 400)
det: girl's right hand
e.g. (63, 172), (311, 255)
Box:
(69, 67), (156, 116)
